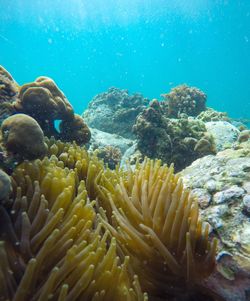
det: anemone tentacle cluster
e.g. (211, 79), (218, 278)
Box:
(0, 138), (217, 301)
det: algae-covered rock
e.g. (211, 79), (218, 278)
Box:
(205, 121), (240, 151)
(83, 87), (150, 139)
(180, 142), (250, 301)
(197, 107), (230, 122)
(89, 127), (133, 155)
(133, 99), (215, 171)
(1, 114), (47, 160)
(162, 84), (206, 117)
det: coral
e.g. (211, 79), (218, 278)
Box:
(59, 114), (91, 145)
(0, 169), (12, 202)
(0, 139), (218, 300)
(133, 100), (215, 171)
(96, 145), (122, 169)
(162, 84), (206, 118)
(197, 108), (230, 123)
(0, 114), (47, 160)
(0, 65), (19, 104)
(0, 66), (19, 125)
(83, 87), (149, 139)
(13, 76), (74, 137)
(237, 130), (250, 143)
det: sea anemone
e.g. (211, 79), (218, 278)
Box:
(0, 139), (218, 300)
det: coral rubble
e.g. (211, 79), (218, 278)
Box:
(83, 87), (150, 139)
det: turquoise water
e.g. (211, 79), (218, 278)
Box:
(0, 0), (249, 119)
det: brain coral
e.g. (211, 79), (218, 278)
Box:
(1, 114), (48, 160)
(12, 76), (91, 145)
(0, 138), (218, 301)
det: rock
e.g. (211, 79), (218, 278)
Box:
(180, 142), (250, 301)
(83, 87), (149, 139)
(205, 121), (240, 151)
(89, 128), (133, 155)
(242, 194), (250, 216)
(213, 186), (245, 204)
(190, 188), (212, 209)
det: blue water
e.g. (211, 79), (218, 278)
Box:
(0, 0), (250, 119)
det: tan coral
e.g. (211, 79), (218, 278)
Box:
(1, 114), (47, 160)
(13, 76), (74, 137)
(60, 114), (91, 145)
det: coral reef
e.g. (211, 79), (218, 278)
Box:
(59, 114), (91, 145)
(0, 66), (91, 145)
(0, 66), (19, 124)
(162, 84), (206, 118)
(205, 121), (239, 151)
(197, 108), (230, 123)
(133, 99), (215, 171)
(0, 169), (12, 202)
(13, 76), (74, 136)
(0, 138), (218, 301)
(89, 128), (133, 155)
(180, 141), (250, 301)
(0, 114), (47, 160)
(0, 66), (19, 104)
(96, 145), (122, 169)
(83, 87), (149, 139)
(237, 130), (250, 143)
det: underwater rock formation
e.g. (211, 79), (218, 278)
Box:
(0, 138), (218, 301)
(83, 87), (150, 139)
(0, 66), (19, 124)
(180, 141), (250, 301)
(89, 127), (133, 155)
(162, 84), (207, 118)
(133, 99), (215, 171)
(0, 66), (19, 104)
(205, 121), (240, 151)
(0, 114), (47, 160)
(197, 108), (230, 123)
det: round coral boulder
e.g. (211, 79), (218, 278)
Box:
(0, 169), (12, 201)
(1, 114), (47, 160)
(60, 114), (91, 145)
